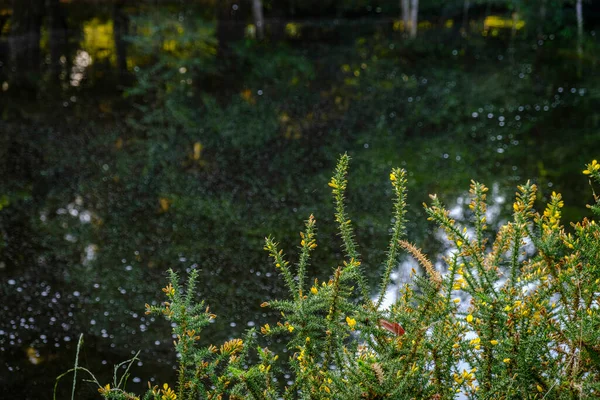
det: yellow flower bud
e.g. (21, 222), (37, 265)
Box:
(346, 316), (357, 330)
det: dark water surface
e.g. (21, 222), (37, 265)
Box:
(1, 1), (599, 398)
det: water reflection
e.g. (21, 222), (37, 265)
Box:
(70, 50), (92, 87)
(1, 1), (599, 398)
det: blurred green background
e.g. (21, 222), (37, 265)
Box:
(0, 0), (599, 398)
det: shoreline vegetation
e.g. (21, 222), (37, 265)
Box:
(56, 155), (600, 399)
(2, 3), (598, 398)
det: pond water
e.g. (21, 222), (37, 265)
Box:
(1, 2), (599, 398)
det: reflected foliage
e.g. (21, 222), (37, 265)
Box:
(0, 0), (599, 398)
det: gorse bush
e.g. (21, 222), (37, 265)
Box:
(57, 155), (600, 399)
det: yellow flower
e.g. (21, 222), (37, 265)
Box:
(346, 316), (357, 330)
(490, 340), (499, 345)
(287, 325), (294, 333)
(390, 172), (397, 181)
(311, 286), (318, 295)
(161, 383), (177, 400)
(466, 314), (473, 323)
(503, 358), (510, 363)
(220, 338), (243, 355)
(98, 384), (111, 394)
(161, 283), (175, 296)
(537, 385), (544, 392)
(261, 324), (271, 334)
(583, 160), (599, 175)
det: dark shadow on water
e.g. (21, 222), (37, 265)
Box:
(1, 1), (599, 398)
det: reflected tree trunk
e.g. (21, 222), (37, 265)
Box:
(401, 0), (409, 33)
(269, 2), (286, 42)
(462, 0), (470, 33)
(508, 3), (520, 66)
(9, 0), (45, 74)
(113, 0), (129, 78)
(576, 0), (583, 57)
(0, 13), (8, 34)
(251, 0), (264, 40)
(400, 0), (417, 38)
(538, 0), (547, 36)
(216, 0), (247, 56)
(47, 0), (67, 80)
(0, 11), (10, 66)
(511, 2), (520, 39)
(401, 0), (409, 28)
(409, 0), (418, 39)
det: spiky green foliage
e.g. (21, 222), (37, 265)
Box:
(422, 161), (600, 398)
(61, 156), (600, 399)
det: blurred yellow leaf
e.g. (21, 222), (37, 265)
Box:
(193, 142), (203, 160)
(26, 347), (43, 365)
(279, 112), (290, 124)
(159, 198), (171, 212)
(240, 89), (255, 104)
